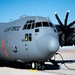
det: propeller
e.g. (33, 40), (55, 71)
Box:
(55, 10), (75, 46)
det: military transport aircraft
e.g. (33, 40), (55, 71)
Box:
(0, 10), (75, 70)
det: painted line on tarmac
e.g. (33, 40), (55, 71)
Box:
(28, 69), (38, 72)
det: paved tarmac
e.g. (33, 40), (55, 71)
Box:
(0, 48), (75, 75)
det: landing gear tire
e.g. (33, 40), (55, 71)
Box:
(40, 64), (45, 70)
(31, 62), (45, 70)
(32, 62), (38, 70)
(39, 62), (45, 70)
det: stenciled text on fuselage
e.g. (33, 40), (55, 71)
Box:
(4, 26), (21, 32)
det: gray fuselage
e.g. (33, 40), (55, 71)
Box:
(0, 16), (59, 62)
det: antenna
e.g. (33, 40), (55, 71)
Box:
(46, 17), (50, 20)
(10, 19), (13, 21)
(35, 16), (38, 20)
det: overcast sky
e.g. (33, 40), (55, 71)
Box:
(0, 0), (75, 25)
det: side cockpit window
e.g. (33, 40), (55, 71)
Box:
(23, 20), (42, 30)
(23, 24), (27, 29)
(27, 24), (31, 29)
(23, 20), (35, 30)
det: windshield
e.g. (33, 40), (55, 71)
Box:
(23, 20), (54, 30)
(42, 22), (49, 27)
(35, 22), (42, 28)
(49, 22), (54, 28)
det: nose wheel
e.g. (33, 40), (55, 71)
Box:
(31, 62), (45, 70)
(32, 62), (38, 70)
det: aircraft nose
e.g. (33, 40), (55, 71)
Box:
(48, 36), (59, 52)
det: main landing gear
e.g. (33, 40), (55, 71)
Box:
(31, 62), (45, 70)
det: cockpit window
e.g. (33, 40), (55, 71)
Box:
(32, 20), (35, 23)
(29, 20), (33, 23)
(32, 23), (35, 29)
(49, 22), (54, 28)
(26, 21), (29, 23)
(28, 20), (35, 23)
(23, 24), (27, 29)
(42, 22), (49, 27)
(23, 20), (55, 30)
(35, 22), (42, 28)
(23, 20), (35, 30)
(27, 24), (31, 29)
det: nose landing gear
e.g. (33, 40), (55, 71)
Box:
(31, 62), (45, 70)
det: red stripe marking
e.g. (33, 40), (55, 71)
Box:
(1, 39), (9, 57)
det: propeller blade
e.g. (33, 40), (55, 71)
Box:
(68, 20), (75, 28)
(61, 33), (65, 46)
(64, 10), (70, 26)
(55, 12), (63, 26)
